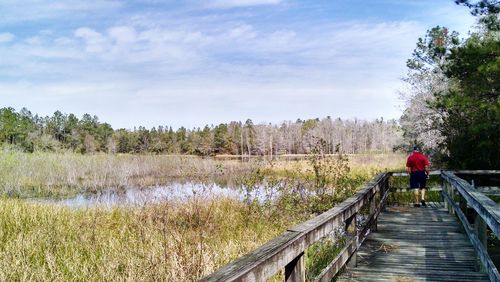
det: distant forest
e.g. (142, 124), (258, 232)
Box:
(0, 107), (402, 155)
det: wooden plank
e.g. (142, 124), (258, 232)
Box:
(201, 172), (390, 281)
(288, 173), (387, 234)
(314, 237), (356, 282)
(200, 230), (301, 281)
(391, 170), (441, 177)
(442, 189), (500, 282)
(359, 187), (390, 242)
(285, 252), (304, 282)
(344, 267), (490, 281)
(390, 187), (442, 192)
(442, 171), (500, 236)
(338, 203), (492, 282)
(454, 170), (500, 175)
(315, 180), (392, 282)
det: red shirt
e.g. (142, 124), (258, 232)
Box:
(406, 151), (430, 172)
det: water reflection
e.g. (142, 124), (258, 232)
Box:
(33, 182), (280, 209)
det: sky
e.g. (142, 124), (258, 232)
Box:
(0, 0), (476, 129)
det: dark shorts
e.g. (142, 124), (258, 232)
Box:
(410, 171), (427, 189)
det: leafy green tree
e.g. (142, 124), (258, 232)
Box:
(456, 1), (500, 30)
(96, 123), (114, 151)
(213, 123), (229, 154)
(433, 30), (500, 168)
(0, 107), (20, 145)
(244, 119), (256, 155)
(64, 114), (80, 150)
(17, 108), (37, 151)
(46, 111), (68, 145)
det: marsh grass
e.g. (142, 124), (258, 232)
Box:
(0, 151), (260, 198)
(0, 195), (304, 281)
(0, 151), (409, 281)
(0, 151), (405, 200)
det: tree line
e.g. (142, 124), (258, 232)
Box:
(0, 107), (402, 155)
(400, 0), (499, 169)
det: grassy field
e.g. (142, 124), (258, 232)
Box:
(0, 150), (406, 281)
(0, 152), (260, 198)
(0, 197), (304, 281)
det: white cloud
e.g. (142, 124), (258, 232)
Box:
(0, 32), (15, 43)
(228, 24), (256, 39)
(108, 26), (137, 43)
(0, 1), (477, 128)
(74, 27), (109, 53)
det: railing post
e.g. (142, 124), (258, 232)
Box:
(474, 212), (488, 272)
(381, 178), (388, 212)
(369, 194), (377, 232)
(450, 186), (456, 215)
(446, 183), (455, 215)
(285, 252), (305, 282)
(443, 181), (449, 210)
(345, 213), (358, 267)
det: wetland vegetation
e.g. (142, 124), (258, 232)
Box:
(0, 148), (405, 280)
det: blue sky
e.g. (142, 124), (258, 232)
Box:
(0, 0), (475, 129)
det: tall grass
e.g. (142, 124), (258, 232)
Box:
(0, 150), (408, 280)
(0, 151), (405, 199)
(0, 151), (260, 198)
(0, 195), (305, 281)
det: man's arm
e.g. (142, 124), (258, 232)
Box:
(425, 164), (430, 178)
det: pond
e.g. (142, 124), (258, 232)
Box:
(30, 182), (281, 209)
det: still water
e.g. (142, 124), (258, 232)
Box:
(32, 182), (280, 209)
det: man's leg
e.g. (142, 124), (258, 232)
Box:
(420, 188), (427, 206)
(414, 189), (420, 207)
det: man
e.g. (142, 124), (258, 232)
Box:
(406, 145), (430, 207)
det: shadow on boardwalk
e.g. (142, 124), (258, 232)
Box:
(338, 204), (490, 282)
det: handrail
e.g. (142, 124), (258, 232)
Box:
(441, 171), (500, 235)
(200, 172), (391, 281)
(441, 171), (500, 282)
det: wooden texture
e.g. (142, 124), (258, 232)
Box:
(201, 171), (499, 282)
(442, 187), (500, 281)
(200, 173), (390, 281)
(314, 237), (356, 282)
(314, 187), (391, 282)
(392, 171), (440, 177)
(338, 205), (491, 282)
(441, 171), (500, 236)
(285, 252), (305, 282)
(454, 170), (500, 175)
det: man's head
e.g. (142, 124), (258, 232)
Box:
(413, 145), (421, 152)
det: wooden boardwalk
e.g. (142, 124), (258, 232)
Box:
(338, 203), (490, 282)
(202, 171), (500, 282)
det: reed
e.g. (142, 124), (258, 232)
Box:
(0, 195), (304, 281)
(0, 150), (407, 280)
(0, 151), (260, 198)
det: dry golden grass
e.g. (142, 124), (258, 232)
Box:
(0, 152), (260, 197)
(0, 151), (407, 280)
(266, 152), (404, 169)
(0, 196), (301, 281)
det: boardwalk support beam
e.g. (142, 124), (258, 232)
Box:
(285, 252), (305, 282)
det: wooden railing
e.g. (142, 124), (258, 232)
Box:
(201, 170), (500, 281)
(200, 173), (391, 282)
(441, 170), (500, 282)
